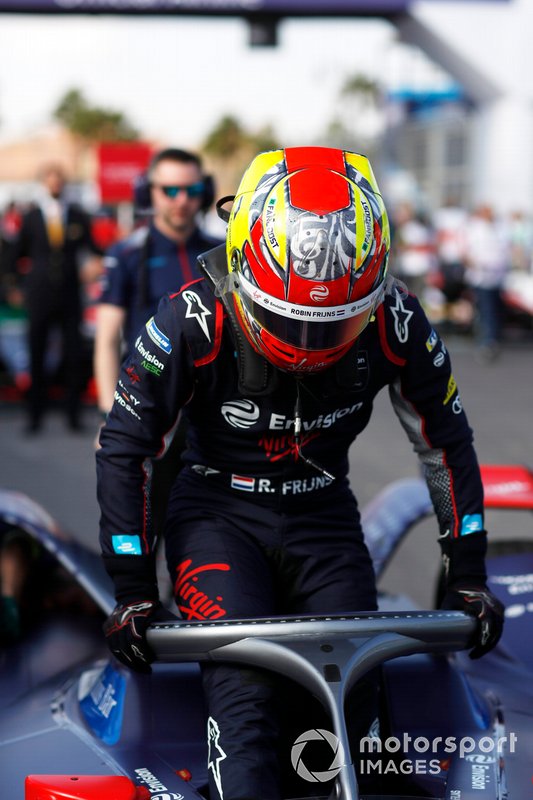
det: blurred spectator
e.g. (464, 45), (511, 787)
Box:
(500, 210), (533, 322)
(506, 210), (533, 273)
(93, 147), (222, 533)
(391, 202), (436, 300)
(464, 204), (510, 361)
(0, 201), (23, 266)
(433, 198), (468, 299)
(0, 202), (28, 391)
(7, 163), (102, 433)
(0, 202), (23, 305)
(428, 198), (474, 332)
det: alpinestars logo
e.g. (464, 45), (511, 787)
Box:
(182, 290), (211, 340)
(207, 717), (227, 799)
(390, 291), (414, 343)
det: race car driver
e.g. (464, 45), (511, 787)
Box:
(97, 146), (504, 800)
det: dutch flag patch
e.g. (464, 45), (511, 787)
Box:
(231, 474), (256, 492)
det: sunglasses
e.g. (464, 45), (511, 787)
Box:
(153, 182), (205, 199)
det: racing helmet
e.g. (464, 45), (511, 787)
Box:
(226, 146), (390, 373)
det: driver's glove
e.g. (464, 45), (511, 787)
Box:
(101, 553), (176, 674)
(439, 530), (504, 659)
(103, 600), (177, 674)
(440, 584), (504, 659)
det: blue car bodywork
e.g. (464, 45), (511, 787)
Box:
(1, 465), (532, 799)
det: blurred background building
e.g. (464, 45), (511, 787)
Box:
(0, 0), (530, 216)
(0, 0), (531, 408)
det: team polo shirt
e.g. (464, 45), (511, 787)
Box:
(99, 223), (222, 350)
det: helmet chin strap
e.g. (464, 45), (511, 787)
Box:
(199, 245), (277, 395)
(293, 379), (336, 481)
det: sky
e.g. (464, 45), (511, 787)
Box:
(0, 0), (530, 150)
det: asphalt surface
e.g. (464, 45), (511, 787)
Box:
(1, 329), (532, 609)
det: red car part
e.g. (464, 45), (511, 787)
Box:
(480, 464), (533, 509)
(25, 775), (150, 800)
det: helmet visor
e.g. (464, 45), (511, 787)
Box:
(236, 273), (383, 351)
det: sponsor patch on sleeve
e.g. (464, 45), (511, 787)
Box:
(426, 329), (439, 352)
(146, 316), (172, 353)
(112, 534), (142, 555)
(443, 375), (457, 405)
(135, 334), (165, 376)
(460, 514), (484, 536)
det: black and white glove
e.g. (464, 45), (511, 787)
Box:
(103, 600), (177, 674)
(440, 584), (504, 659)
(439, 530), (504, 659)
(101, 553), (178, 672)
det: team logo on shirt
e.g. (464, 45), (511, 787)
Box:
(115, 381), (142, 420)
(258, 431), (320, 463)
(135, 335), (165, 376)
(174, 559), (229, 620)
(126, 365), (141, 384)
(182, 289), (212, 341)
(390, 291), (414, 343)
(221, 399), (260, 429)
(269, 403), (363, 431)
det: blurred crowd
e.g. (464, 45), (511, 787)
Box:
(0, 151), (222, 438)
(1, 168), (533, 440)
(0, 167), (123, 428)
(389, 199), (533, 360)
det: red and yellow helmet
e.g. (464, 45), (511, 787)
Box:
(226, 146), (391, 373)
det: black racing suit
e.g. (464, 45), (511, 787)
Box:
(98, 223), (223, 533)
(97, 271), (485, 800)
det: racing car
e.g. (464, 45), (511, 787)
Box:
(2, 464), (532, 800)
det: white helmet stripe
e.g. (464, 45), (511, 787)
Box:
(238, 272), (384, 322)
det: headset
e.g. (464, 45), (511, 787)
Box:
(133, 148), (215, 213)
